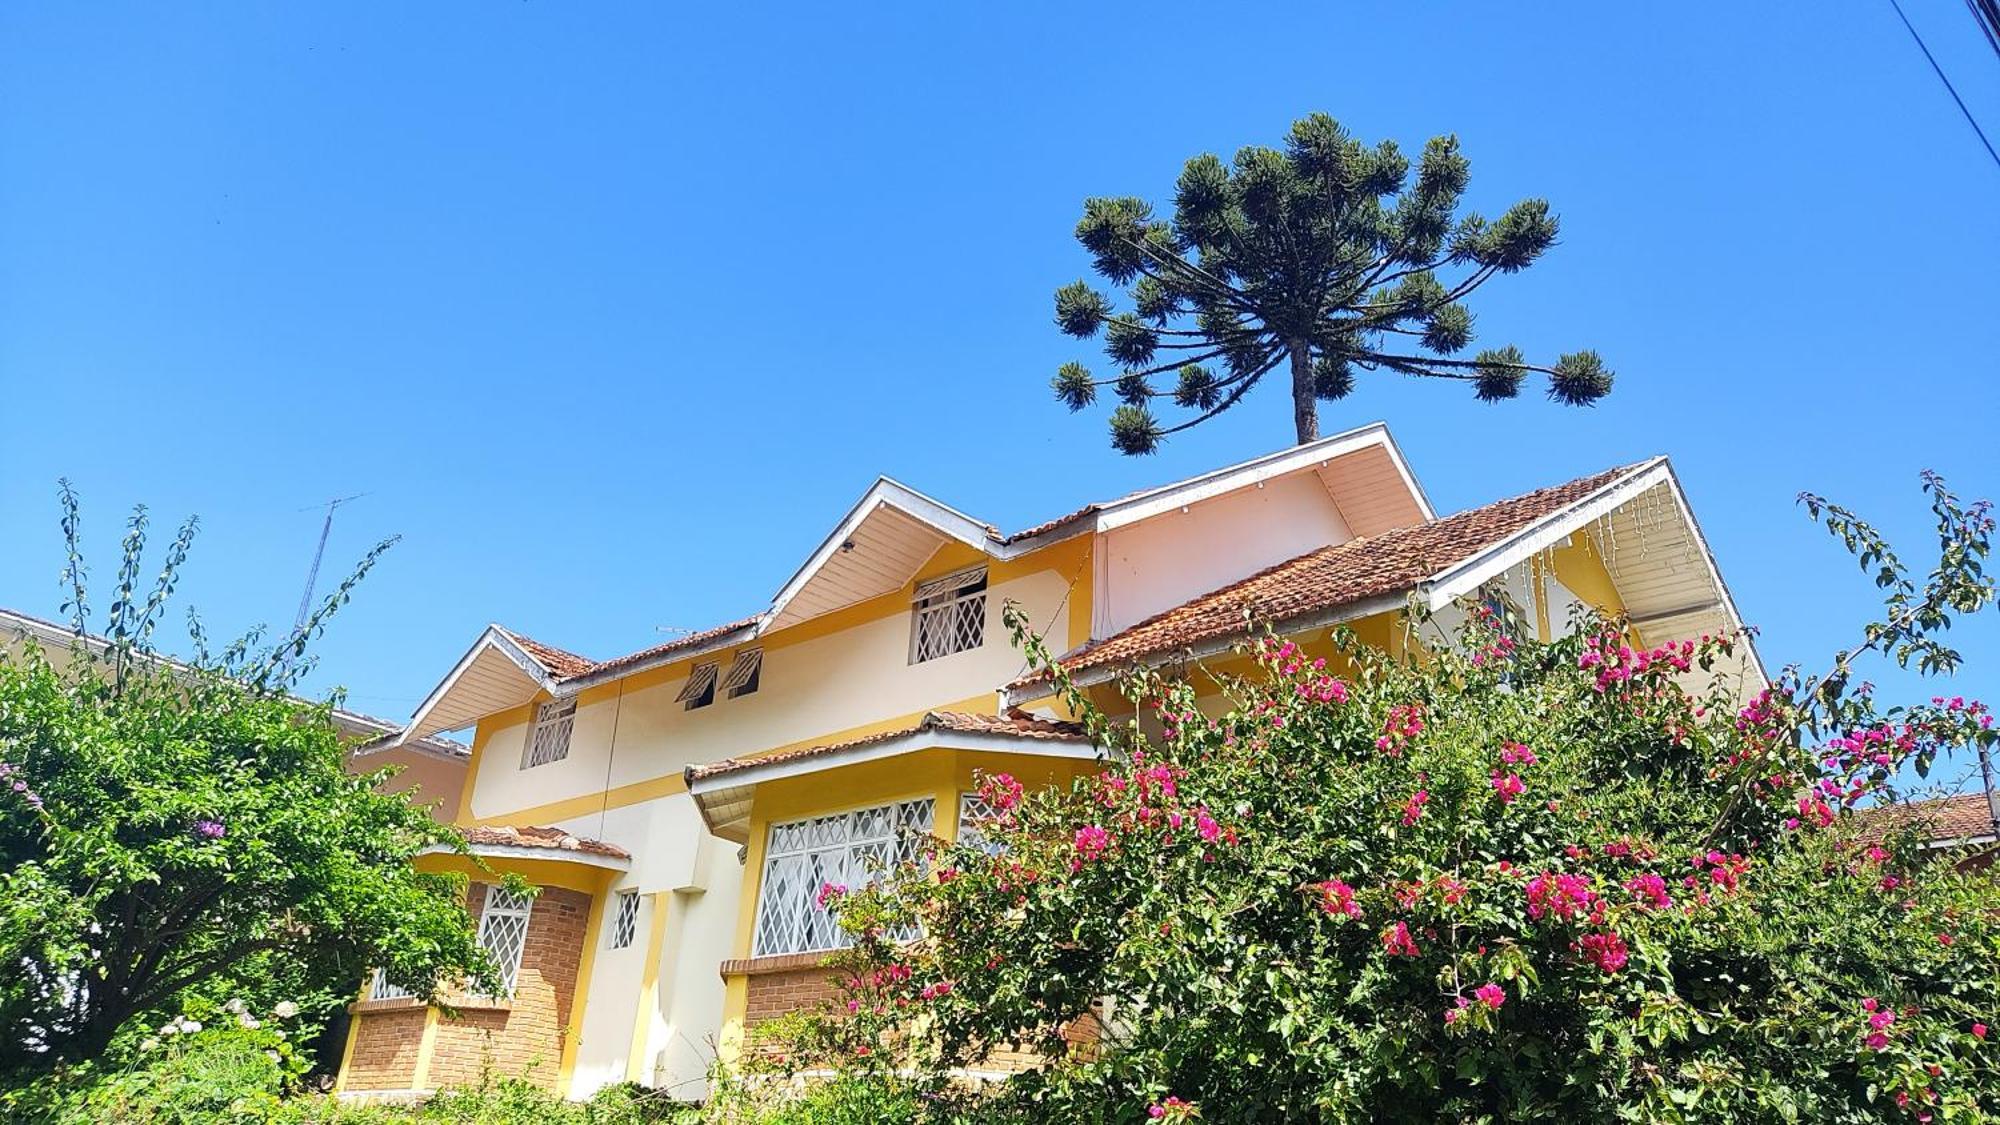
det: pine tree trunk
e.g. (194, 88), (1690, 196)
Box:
(1288, 340), (1318, 445)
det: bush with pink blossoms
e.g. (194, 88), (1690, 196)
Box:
(769, 475), (2000, 1123)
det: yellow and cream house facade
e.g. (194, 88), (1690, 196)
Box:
(336, 422), (1762, 1101)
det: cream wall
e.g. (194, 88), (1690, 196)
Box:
(467, 566), (1072, 822)
(1094, 471), (1352, 637)
(555, 793), (739, 1100)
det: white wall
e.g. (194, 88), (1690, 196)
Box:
(468, 566), (1071, 821)
(1093, 471), (1352, 637)
(555, 792), (740, 1100)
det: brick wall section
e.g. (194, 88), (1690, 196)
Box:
(344, 1008), (428, 1090)
(730, 953), (1100, 1075)
(341, 882), (593, 1093)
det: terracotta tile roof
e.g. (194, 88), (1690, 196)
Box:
(687, 710), (1089, 784)
(502, 631), (597, 679)
(1034, 463), (1642, 683)
(459, 824), (631, 860)
(1858, 794), (1998, 845)
(573, 617), (761, 682)
(497, 617), (761, 686)
(1002, 500), (1104, 544)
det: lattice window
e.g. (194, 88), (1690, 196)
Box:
(722, 649), (763, 699)
(957, 792), (1005, 856)
(752, 798), (935, 957)
(368, 968), (414, 1002)
(476, 886), (534, 996)
(521, 698), (575, 769)
(610, 891), (640, 950)
(911, 568), (986, 664)
(677, 662), (718, 710)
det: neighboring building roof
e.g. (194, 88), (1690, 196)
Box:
(459, 824), (631, 860)
(684, 710), (1096, 842)
(1026, 464), (1638, 686)
(0, 606), (471, 759)
(687, 710), (1088, 784)
(1860, 793), (1999, 846)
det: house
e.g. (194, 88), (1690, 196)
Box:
(0, 606), (470, 820)
(1861, 792), (2000, 871)
(335, 422), (1763, 1101)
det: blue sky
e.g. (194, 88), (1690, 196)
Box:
(3, 4), (1996, 787)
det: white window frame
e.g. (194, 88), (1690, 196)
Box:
(957, 791), (1005, 855)
(751, 797), (934, 957)
(521, 698), (576, 769)
(910, 567), (987, 664)
(476, 886), (535, 997)
(368, 968), (414, 1002)
(609, 890), (641, 950)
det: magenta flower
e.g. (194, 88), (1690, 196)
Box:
(1381, 920), (1420, 958)
(1073, 824), (1112, 862)
(1491, 772), (1525, 804)
(194, 818), (226, 841)
(1310, 878), (1362, 919)
(1195, 808), (1221, 843)
(1474, 982), (1506, 1009)
(1580, 930), (1628, 974)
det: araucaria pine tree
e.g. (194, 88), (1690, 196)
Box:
(1050, 113), (1613, 454)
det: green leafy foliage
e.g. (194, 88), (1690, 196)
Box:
(774, 477), (2000, 1122)
(1050, 113), (1611, 453)
(0, 487), (492, 1092)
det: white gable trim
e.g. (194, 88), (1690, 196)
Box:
(400, 626), (558, 743)
(762, 478), (1001, 631)
(1421, 458), (1768, 685)
(1089, 422), (1429, 534)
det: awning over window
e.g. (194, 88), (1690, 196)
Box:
(720, 649), (762, 692)
(675, 662), (719, 702)
(913, 566), (986, 603)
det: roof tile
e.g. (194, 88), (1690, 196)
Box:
(1038, 463), (1641, 682)
(459, 824), (630, 859)
(687, 710), (1089, 783)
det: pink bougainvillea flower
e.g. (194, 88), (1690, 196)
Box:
(1195, 807), (1221, 843)
(1382, 920), (1420, 958)
(1073, 825), (1112, 862)
(1624, 873), (1672, 911)
(1474, 982), (1506, 1009)
(1499, 741), (1539, 766)
(1400, 789), (1428, 826)
(1310, 878), (1362, 919)
(816, 882), (847, 909)
(1580, 930), (1628, 974)
(1491, 772), (1525, 804)
(1973, 1022), (1987, 1040)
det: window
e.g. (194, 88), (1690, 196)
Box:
(1478, 579), (1532, 647)
(521, 698), (576, 768)
(476, 886), (534, 996)
(722, 649), (763, 699)
(610, 891), (640, 950)
(911, 567), (986, 664)
(957, 792), (1004, 856)
(677, 662), (718, 710)
(752, 798), (934, 956)
(368, 968), (414, 1002)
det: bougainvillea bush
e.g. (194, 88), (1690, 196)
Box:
(779, 476), (2000, 1123)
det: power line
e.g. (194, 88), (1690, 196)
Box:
(1887, 0), (2000, 172)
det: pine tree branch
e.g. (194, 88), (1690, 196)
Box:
(1158, 350), (1286, 434)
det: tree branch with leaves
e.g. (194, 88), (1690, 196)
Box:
(1048, 113), (1612, 453)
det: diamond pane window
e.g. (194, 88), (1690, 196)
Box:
(752, 797), (936, 956)
(368, 968), (414, 1001)
(522, 698), (575, 769)
(476, 886), (534, 996)
(911, 569), (986, 664)
(957, 792), (1005, 856)
(610, 891), (640, 950)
